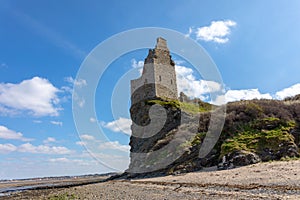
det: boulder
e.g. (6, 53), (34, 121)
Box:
(219, 151), (261, 169)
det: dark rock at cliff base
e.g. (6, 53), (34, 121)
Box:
(217, 151), (261, 169)
(231, 151), (261, 166)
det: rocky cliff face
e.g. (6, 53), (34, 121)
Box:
(128, 98), (183, 175)
(126, 96), (300, 177)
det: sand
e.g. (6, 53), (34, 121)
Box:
(2, 160), (300, 199)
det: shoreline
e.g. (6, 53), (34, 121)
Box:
(0, 175), (111, 197)
(1, 160), (300, 199)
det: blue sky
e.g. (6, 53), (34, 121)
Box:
(1, 0), (300, 179)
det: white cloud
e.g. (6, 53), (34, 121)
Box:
(131, 59), (144, 68)
(0, 142), (71, 154)
(76, 141), (86, 146)
(0, 143), (17, 153)
(0, 106), (19, 116)
(48, 157), (88, 165)
(74, 79), (87, 87)
(77, 98), (85, 108)
(175, 65), (223, 100)
(275, 83), (300, 100)
(212, 95), (226, 105)
(73, 92), (85, 108)
(18, 143), (71, 154)
(131, 59), (144, 75)
(176, 64), (193, 76)
(0, 125), (32, 141)
(89, 117), (97, 123)
(60, 85), (72, 94)
(174, 60), (186, 65)
(0, 77), (60, 116)
(50, 121), (63, 126)
(65, 77), (87, 88)
(81, 134), (95, 140)
(213, 89), (272, 105)
(49, 157), (90, 166)
(188, 20), (236, 43)
(101, 117), (132, 135)
(33, 120), (42, 123)
(43, 137), (56, 144)
(212, 84), (300, 105)
(185, 27), (193, 38)
(98, 141), (130, 152)
(49, 157), (69, 162)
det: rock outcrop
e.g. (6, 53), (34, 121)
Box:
(126, 96), (300, 177)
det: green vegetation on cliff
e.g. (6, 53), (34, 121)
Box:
(220, 117), (296, 158)
(146, 99), (180, 109)
(146, 99), (211, 114)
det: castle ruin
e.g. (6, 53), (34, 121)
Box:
(130, 37), (178, 104)
(128, 38), (182, 174)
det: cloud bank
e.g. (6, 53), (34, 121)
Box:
(175, 65), (223, 100)
(0, 125), (32, 141)
(0, 142), (71, 154)
(0, 77), (60, 116)
(101, 117), (132, 135)
(275, 83), (300, 100)
(98, 141), (130, 152)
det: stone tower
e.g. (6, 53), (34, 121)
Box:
(131, 37), (178, 104)
(128, 38), (181, 174)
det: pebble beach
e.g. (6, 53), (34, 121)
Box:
(2, 160), (300, 200)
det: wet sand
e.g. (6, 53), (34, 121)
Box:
(2, 160), (300, 199)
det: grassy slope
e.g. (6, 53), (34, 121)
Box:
(141, 97), (300, 172)
(220, 117), (296, 158)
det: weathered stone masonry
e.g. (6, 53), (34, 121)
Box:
(130, 37), (178, 104)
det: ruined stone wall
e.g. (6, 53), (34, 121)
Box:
(130, 63), (155, 104)
(130, 37), (178, 104)
(131, 83), (156, 105)
(154, 63), (178, 100)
